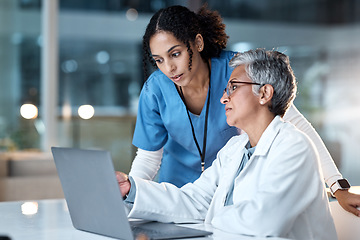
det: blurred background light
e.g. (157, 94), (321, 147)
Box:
(95, 51), (110, 64)
(126, 8), (138, 21)
(21, 202), (39, 215)
(61, 59), (78, 73)
(20, 104), (38, 119)
(231, 42), (254, 53)
(78, 105), (95, 120)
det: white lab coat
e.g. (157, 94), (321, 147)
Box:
(128, 116), (337, 240)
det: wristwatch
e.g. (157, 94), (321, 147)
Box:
(330, 179), (351, 197)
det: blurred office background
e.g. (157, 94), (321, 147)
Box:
(1, 0), (360, 200)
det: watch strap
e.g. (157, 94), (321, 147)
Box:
(330, 179), (350, 197)
(330, 182), (340, 197)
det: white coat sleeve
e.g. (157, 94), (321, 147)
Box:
(283, 104), (342, 186)
(211, 131), (329, 237)
(127, 156), (222, 223)
(128, 148), (163, 180)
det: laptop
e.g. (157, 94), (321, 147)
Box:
(51, 147), (212, 240)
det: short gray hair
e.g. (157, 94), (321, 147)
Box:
(229, 49), (297, 117)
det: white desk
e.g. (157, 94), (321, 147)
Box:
(0, 199), (290, 240)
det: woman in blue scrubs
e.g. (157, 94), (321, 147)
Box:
(128, 5), (360, 216)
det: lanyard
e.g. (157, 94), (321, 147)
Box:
(177, 63), (211, 172)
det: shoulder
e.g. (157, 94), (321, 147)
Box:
(263, 119), (320, 172)
(212, 50), (237, 64)
(210, 50), (236, 78)
(220, 50), (237, 60)
(280, 121), (311, 142)
(275, 120), (317, 156)
(139, 70), (174, 100)
(218, 134), (248, 157)
(260, 117), (316, 158)
(225, 134), (247, 146)
(212, 133), (250, 169)
(136, 71), (167, 110)
(142, 70), (168, 92)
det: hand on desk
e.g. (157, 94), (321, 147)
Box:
(335, 190), (360, 217)
(115, 171), (131, 198)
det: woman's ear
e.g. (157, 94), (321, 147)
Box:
(195, 34), (204, 52)
(259, 84), (274, 105)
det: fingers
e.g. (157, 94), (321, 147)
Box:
(115, 171), (131, 197)
(336, 190), (360, 217)
(347, 205), (360, 217)
(115, 171), (128, 183)
(136, 233), (149, 240)
(355, 206), (360, 217)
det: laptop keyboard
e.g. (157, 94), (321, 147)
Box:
(131, 225), (165, 236)
(130, 221), (211, 239)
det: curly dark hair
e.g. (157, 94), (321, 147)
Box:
(142, 5), (229, 80)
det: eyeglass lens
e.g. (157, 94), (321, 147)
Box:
(223, 81), (261, 97)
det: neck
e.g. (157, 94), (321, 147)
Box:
(184, 60), (210, 91)
(177, 60), (211, 115)
(242, 112), (275, 147)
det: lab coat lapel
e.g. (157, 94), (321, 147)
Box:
(206, 118), (283, 223)
(223, 138), (250, 187)
(252, 116), (283, 157)
(233, 116), (284, 196)
(204, 137), (248, 223)
(238, 116), (283, 172)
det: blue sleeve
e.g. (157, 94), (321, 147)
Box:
(132, 79), (168, 151)
(124, 176), (136, 204)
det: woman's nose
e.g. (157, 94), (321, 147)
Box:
(220, 90), (229, 104)
(165, 61), (175, 73)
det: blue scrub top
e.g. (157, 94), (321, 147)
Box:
(132, 50), (240, 187)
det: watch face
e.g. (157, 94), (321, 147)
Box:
(338, 179), (351, 188)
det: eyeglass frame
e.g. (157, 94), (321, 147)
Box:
(223, 80), (262, 97)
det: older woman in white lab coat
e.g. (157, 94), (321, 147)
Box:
(117, 49), (337, 239)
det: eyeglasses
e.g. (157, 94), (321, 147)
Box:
(223, 81), (261, 97)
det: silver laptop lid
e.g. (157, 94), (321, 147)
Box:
(52, 147), (134, 240)
(52, 147), (212, 240)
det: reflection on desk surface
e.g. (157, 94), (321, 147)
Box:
(0, 199), (291, 240)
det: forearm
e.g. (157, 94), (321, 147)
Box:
(127, 159), (221, 223)
(128, 176), (209, 223)
(128, 148), (163, 180)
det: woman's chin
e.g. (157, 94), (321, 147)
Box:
(226, 119), (235, 127)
